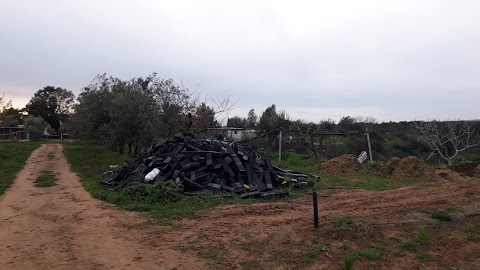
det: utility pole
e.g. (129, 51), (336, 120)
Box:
(366, 128), (373, 162)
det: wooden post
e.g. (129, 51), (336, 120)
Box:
(313, 192), (319, 228)
(278, 129), (283, 161)
(366, 128), (373, 162)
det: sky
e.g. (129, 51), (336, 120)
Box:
(1, 0), (479, 123)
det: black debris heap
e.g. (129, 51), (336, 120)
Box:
(102, 132), (317, 199)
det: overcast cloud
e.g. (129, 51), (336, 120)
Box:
(1, 0), (479, 123)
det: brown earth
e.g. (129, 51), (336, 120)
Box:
(316, 154), (364, 176)
(0, 144), (207, 270)
(449, 162), (480, 177)
(377, 156), (437, 179)
(1, 144), (480, 269)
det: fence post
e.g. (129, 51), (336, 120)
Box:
(313, 192), (319, 228)
(366, 128), (373, 162)
(278, 129), (283, 161)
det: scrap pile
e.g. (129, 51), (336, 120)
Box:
(102, 132), (317, 199)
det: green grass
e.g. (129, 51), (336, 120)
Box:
(352, 248), (379, 260)
(465, 225), (480, 241)
(431, 211), (452, 222)
(63, 143), (232, 224)
(341, 254), (355, 270)
(34, 170), (58, 187)
(415, 226), (430, 245)
(0, 141), (41, 195)
(401, 226), (431, 252)
(304, 243), (327, 264)
(332, 216), (356, 226)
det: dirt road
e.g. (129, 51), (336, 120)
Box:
(0, 144), (206, 270)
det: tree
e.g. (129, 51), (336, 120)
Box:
(246, 109), (257, 129)
(227, 116), (247, 128)
(24, 115), (47, 141)
(191, 103), (216, 130)
(0, 95), (22, 127)
(414, 120), (480, 165)
(25, 86), (75, 131)
(258, 104), (291, 148)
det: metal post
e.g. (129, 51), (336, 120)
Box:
(313, 192), (319, 228)
(366, 128), (373, 162)
(278, 129), (282, 161)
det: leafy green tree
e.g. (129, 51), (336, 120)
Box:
(191, 103), (217, 130)
(24, 115), (47, 141)
(0, 96), (22, 127)
(246, 109), (257, 129)
(25, 86), (75, 131)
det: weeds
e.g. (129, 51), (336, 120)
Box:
(304, 243), (327, 264)
(415, 226), (430, 245)
(341, 254), (355, 270)
(353, 248), (379, 260)
(431, 211), (452, 222)
(417, 253), (432, 262)
(332, 216), (356, 226)
(34, 170), (57, 187)
(401, 226), (431, 252)
(465, 225), (480, 241)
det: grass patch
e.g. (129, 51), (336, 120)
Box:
(332, 216), (356, 226)
(431, 211), (453, 222)
(47, 152), (55, 160)
(304, 243), (327, 264)
(402, 226), (431, 252)
(34, 170), (58, 187)
(465, 225), (480, 241)
(417, 253), (432, 262)
(353, 248), (379, 260)
(415, 226), (430, 245)
(320, 174), (434, 191)
(341, 254), (355, 270)
(0, 141), (41, 195)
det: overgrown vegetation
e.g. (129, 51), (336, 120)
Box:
(304, 243), (327, 264)
(34, 170), (57, 187)
(465, 225), (480, 241)
(63, 143), (231, 224)
(0, 142), (40, 195)
(332, 216), (356, 226)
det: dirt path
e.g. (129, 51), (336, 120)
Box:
(0, 144), (207, 270)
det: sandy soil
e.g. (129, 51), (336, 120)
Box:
(1, 144), (480, 269)
(0, 144), (207, 270)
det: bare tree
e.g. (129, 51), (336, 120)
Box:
(414, 120), (480, 165)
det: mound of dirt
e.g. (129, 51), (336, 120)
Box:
(436, 168), (470, 181)
(376, 157), (401, 177)
(378, 156), (436, 179)
(316, 154), (364, 176)
(449, 162), (480, 177)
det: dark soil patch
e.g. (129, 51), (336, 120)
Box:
(449, 162), (480, 177)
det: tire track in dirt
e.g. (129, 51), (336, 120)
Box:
(0, 144), (207, 270)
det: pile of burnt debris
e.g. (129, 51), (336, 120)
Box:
(102, 132), (318, 199)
